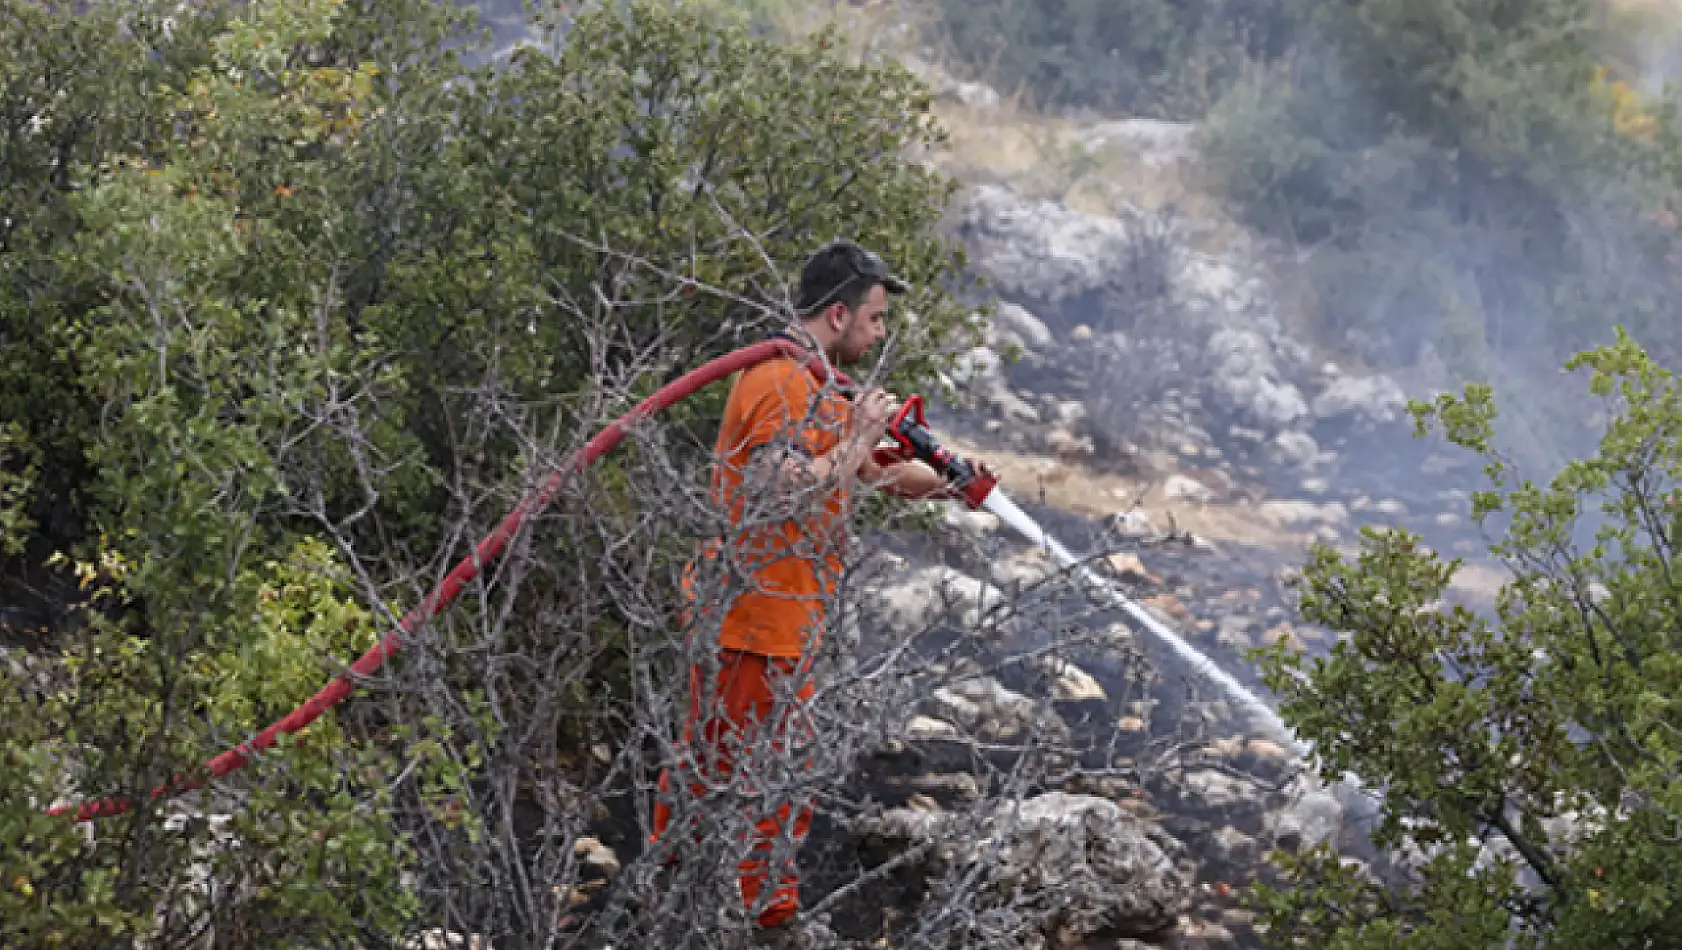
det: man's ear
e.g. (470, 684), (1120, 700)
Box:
(825, 302), (852, 333)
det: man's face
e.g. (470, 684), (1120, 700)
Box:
(832, 284), (889, 366)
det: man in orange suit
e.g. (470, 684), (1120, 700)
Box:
(650, 241), (995, 943)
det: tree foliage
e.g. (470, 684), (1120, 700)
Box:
(0, 0), (982, 944)
(1247, 330), (1682, 948)
(1199, 0), (1682, 471)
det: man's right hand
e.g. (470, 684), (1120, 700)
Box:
(853, 388), (898, 445)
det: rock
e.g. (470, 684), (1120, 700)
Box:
(991, 551), (1053, 589)
(1105, 552), (1155, 583)
(1077, 118), (1198, 168)
(1209, 826), (1257, 867)
(854, 805), (952, 869)
(1270, 430), (1319, 467)
(574, 836), (620, 878)
(1220, 907), (1257, 931)
(1177, 918), (1238, 949)
(954, 344), (1001, 382)
(1257, 499), (1348, 528)
(1214, 615), (1253, 651)
(1312, 373), (1407, 426)
(951, 79), (1001, 110)
(1271, 780), (1344, 852)
(1260, 622), (1306, 653)
(1176, 768), (1261, 816)
(1046, 659), (1108, 703)
(993, 301), (1054, 349)
(1054, 400), (1088, 428)
(1111, 510), (1160, 540)
(985, 383), (1041, 423)
(908, 772), (982, 803)
(944, 507), (1001, 538)
(1142, 593), (1190, 625)
(994, 793), (1190, 938)
(857, 793), (1191, 941)
(958, 184), (1134, 302)
(936, 677), (1068, 742)
(1046, 427), (1096, 458)
(1204, 328), (1309, 432)
(907, 715), (963, 741)
(873, 566), (1004, 633)
(1116, 715), (1148, 734)
(1244, 738), (1292, 774)
(1163, 474), (1214, 504)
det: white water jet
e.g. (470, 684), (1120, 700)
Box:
(981, 489), (1305, 754)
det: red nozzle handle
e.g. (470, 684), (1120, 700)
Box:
(957, 467), (998, 511)
(872, 395), (927, 466)
(887, 395), (927, 457)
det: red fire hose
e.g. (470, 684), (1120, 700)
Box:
(51, 338), (854, 823)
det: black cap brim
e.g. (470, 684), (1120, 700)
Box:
(881, 274), (909, 295)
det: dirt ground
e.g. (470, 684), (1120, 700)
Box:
(945, 433), (1514, 612)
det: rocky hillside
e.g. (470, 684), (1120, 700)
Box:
(748, 36), (1525, 950)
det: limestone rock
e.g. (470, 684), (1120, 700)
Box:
(1046, 658), (1108, 703)
(857, 793), (1193, 942)
(1204, 328), (1309, 432)
(993, 300), (1054, 349)
(958, 184), (1134, 303)
(1164, 474), (1214, 504)
(1312, 372), (1407, 427)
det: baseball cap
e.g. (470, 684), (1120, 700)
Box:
(796, 240), (909, 316)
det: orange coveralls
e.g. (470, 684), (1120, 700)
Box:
(650, 354), (853, 927)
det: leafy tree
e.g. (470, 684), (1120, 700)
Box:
(0, 0), (982, 944)
(1246, 329), (1682, 948)
(1197, 0), (1682, 474)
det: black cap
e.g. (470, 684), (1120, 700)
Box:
(796, 240), (909, 316)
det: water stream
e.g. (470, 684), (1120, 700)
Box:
(981, 489), (1305, 754)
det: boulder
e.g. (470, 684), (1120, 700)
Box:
(933, 676), (1069, 742)
(1312, 372), (1407, 427)
(1270, 430), (1320, 468)
(1204, 328), (1309, 432)
(1111, 510), (1161, 540)
(958, 184), (1133, 302)
(871, 566), (1004, 633)
(1045, 658), (1108, 703)
(1163, 474), (1215, 504)
(855, 792), (1192, 942)
(993, 301), (1054, 349)
(1270, 779), (1345, 852)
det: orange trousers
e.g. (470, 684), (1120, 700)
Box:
(650, 649), (816, 928)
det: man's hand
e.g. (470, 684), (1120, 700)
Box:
(851, 388), (897, 447)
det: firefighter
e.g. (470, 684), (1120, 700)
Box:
(650, 241), (996, 944)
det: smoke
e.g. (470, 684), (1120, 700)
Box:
(1182, 2), (1682, 500)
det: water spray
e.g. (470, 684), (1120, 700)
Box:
(980, 491), (1301, 750)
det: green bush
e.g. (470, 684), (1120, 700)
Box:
(1247, 331), (1682, 948)
(0, 0), (977, 943)
(1198, 0), (1682, 469)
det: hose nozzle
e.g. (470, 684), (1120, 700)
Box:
(871, 396), (998, 510)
